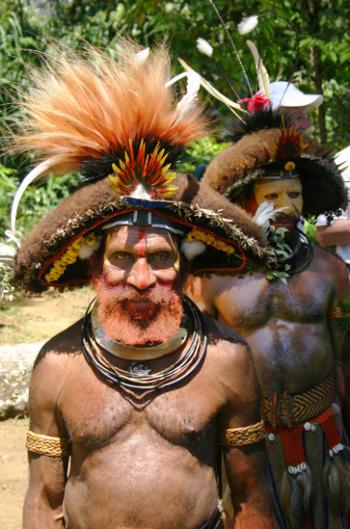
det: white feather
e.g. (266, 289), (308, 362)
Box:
(334, 145), (350, 179)
(196, 38), (213, 57)
(247, 40), (270, 97)
(135, 48), (150, 64)
(165, 72), (188, 88)
(181, 240), (206, 260)
(130, 183), (152, 200)
(237, 15), (259, 35)
(79, 239), (101, 260)
(253, 201), (287, 232)
(176, 72), (201, 116)
(4, 229), (21, 249)
(178, 58), (246, 119)
(10, 158), (59, 234)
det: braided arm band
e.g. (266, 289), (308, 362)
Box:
(26, 430), (71, 457)
(221, 420), (265, 447)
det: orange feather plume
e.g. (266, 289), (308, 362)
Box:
(12, 41), (208, 175)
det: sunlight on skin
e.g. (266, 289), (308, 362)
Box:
(103, 226), (180, 320)
(254, 177), (303, 217)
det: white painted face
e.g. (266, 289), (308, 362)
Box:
(254, 177), (303, 217)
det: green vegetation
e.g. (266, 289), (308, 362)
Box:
(1, 0), (349, 240)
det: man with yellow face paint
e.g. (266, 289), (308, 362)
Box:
(253, 178), (303, 217)
(190, 110), (350, 529)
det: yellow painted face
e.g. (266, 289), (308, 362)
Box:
(254, 177), (303, 216)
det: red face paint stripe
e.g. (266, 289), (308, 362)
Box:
(135, 227), (146, 257)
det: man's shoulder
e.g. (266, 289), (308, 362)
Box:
(313, 244), (347, 271)
(29, 319), (85, 416)
(203, 313), (251, 366)
(33, 318), (83, 371)
(311, 245), (348, 294)
(202, 314), (259, 405)
(204, 312), (246, 345)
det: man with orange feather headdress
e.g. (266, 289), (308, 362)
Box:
(11, 42), (275, 529)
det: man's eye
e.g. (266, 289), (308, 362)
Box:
(109, 252), (134, 265)
(149, 251), (173, 267)
(264, 193), (278, 200)
(289, 192), (301, 199)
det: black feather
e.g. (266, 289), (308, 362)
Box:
(226, 109), (293, 143)
(79, 137), (184, 182)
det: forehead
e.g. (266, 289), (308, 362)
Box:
(255, 177), (302, 193)
(105, 225), (176, 250)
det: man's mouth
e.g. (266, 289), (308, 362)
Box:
(271, 215), (298, 230)
(125, 299), (159, 321)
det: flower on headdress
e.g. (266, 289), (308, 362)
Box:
(45, 233), (98, 283)
(284, 161), (296, 172)
(239, 93), (271, 113)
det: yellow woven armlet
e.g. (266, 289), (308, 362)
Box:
(26, 430), (71, 457)
(221, 420), (265, 447)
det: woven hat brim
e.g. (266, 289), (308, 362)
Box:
(15, 174), (269, 291)
(203, 128), (347, 216)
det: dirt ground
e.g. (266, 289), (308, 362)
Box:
(0, 417), (29, 529)
(0, 288), (94, 528)
(0, 286), (93, 344)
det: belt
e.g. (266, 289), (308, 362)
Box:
(198, 509), (224, 529)
(261, 372), (335, 429)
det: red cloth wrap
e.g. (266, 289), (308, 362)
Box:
(313, 406), (342, 451)
(265, 406), (341, 466)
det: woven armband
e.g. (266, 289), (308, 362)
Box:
(26, 430), (71, 457)
(221, 420), (265, 447)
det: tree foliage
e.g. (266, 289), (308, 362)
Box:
(0, 0), (349, 237)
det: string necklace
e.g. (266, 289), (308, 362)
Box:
(81, 297), (207, 406)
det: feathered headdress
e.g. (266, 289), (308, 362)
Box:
(203, 109), (347, 218)
(9, 41), (269, 291)
(10, 42), (207, 229)
(14, 43), (207, 169)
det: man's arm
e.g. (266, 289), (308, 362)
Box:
(219, 342), (274, 529)
(326, 254), (350, 436)
(24, 346), (70, 529)
(316, 219), (350, 247)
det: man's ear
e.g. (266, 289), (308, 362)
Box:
(87, 234), (106, 280)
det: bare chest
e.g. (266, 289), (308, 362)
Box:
(212, 269), (333, 329)
(60, 358), (222, 452)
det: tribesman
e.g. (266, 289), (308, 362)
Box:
(10, 43), (275, 529)
(193, 109), (350, 529)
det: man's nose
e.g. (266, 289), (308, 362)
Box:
(127, 257), (156, 290)
(278, 194), (294, 214)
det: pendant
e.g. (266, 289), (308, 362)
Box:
(127, 361), (153, 375)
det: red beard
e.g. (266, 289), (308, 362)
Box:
(93, 274), (184, 347)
